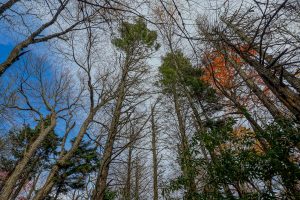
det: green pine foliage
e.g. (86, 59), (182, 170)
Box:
(50, 140), (99, 197)
(159, 50), (216, 102)
(112, 18), (160, 53)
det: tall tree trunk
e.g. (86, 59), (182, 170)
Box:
(223, 19), (300, 94)
(185, 90), (209, 161)
(123, 136), (133, 200)
(0, 114), (56, 200)
(217, 23), (300, 119)
(150, 106), (159, 200)
(224, 49), (284, 121)
(9, 157), (40, 200)
(231, 43), (300, 119)
(134, 157), (140, 200)
(212, 78), (269, 150)
(93, 64), (128, 200)
(32, 111), (99, 200)
(173, 90), (197, 199)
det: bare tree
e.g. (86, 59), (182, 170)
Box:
(0, 55), (79, 200)
(0, 0), (20, 16)
(31, 23), (114, 200)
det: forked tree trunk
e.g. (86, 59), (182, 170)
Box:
(32, 111), (99, 200)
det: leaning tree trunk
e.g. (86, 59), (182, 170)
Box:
(217, 24), (300, 119)
(32, 111), (99, 200)
(220, 45), (285, 121)
(223, 20), (300, 94)
(0, 114), (56, 200)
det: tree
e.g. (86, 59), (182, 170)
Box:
(150, 102), (160, 200)
(192, 118), (300, 198)
(0, 56), (77, 200)
(48, 141), (99, 200)
(31, 21), (113, 200)
(197, 0), (300, 120)
(0, 124), (59, 199)
(93, 18), (159, 200)
(159, 51), (200, 199)
(0, 0), (88, 76)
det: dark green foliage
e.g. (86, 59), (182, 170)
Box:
(0, 121), (60, 173)
(0, 120), (60, 192)
(104, 189), (117, 200)
(159, 50), (217, 103)
(191, 119), (300, 199)
(159, 51), (195, 89)
(52, 140), (99, 196)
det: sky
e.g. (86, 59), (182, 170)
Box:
(0, 0), (227, 156)
(0, 31), (14, 63)
(0, 43), (12, 63)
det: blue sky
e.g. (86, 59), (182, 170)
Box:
(0, 36), (13, 63)
(0, 30), (90, 151)
(0, 45), (11, 67)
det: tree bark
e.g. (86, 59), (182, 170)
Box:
(93, 63), (128, 200)
(32, 111), (98, 200)
(219, 22), (300, 119)
(123, 136), (132, 200)
(173, 90), (197, 199)
(222, 18), (300, 94)
(134, 157), (140, 200)
(0, 0), (20, 16)
(150, 106), (159, 200)
(0, 114), (56, 200)
(226, 54), (284, 121)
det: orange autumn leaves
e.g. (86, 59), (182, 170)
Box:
(201, 50), (239, 90)
(201, 47), (272, 103)
(201, 47), (257, 90)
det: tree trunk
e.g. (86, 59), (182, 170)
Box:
(93, 64), (128, 200)
(173, 90), (197, 199)
(218, 23), (300, 119)
(134, 157), (140, 200)
(234, 45), (300, 120)
(150, 106), (159, 200)
(223, 19), (300, 94)
(32, 111), (98, 200)
(225, 51), (284, 121)
(0, 114), (56, 200)
(123, 137), (132, 200)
